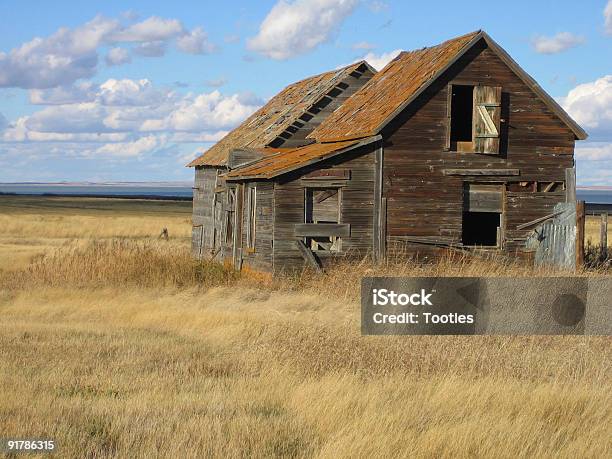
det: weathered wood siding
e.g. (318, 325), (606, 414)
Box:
(192, 166), (225, 258)
(272, 144), (376, 273)
(382, 40), (575, 256)
(240, 181), (274, 272)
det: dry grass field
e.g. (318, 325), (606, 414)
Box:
(0, 196), (610, 458)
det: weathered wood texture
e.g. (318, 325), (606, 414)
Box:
(274, 67), (376, 149)
(192, 166), (225, 258)
(239, 181), (274, 272)
(272, 144), (376, 273)
(381, 40), (575, 257)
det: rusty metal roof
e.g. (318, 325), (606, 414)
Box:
(187, 61), (371, 167)
(310, 30), (587, 141)
(224, 137), (380, 180)
(308, 31), (482, 142)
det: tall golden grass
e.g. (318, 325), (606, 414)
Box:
(1, 197), (610, 458)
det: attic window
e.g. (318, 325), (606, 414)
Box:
(449, 85), (474, 150)
(447, 84), (502, 154)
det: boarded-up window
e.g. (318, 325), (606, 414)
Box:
(472, 85), (501, 154)
(246, 186), (256, 249)
(305, 188), (341, 252)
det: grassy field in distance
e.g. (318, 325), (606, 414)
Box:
(0, 196), (610, 458)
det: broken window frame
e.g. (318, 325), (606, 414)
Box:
(304, 187), (342, 253)
(462, 182), (504, 248)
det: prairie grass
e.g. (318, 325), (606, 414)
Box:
(0, 196), (610, 458)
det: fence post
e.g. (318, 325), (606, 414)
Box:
(575, 200), (585, 269)
(601, 213), (608, 261)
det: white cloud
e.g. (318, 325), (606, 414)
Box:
(561, 75), (612, 139)
(532, 32), (585, 54)
(0, 15), (214, 89)
(143, 91), (262, 132)
(576, 143), (612, 186)
(95, 135), (164, 157)
(360, 49), (401, 70)
(247, 0), (358, 60)
(575, 142), (612, 161)
(98, 79), (175, 106)
(1, 79), (262, 161)
(109, 16), (183, 42)
(176, 27), (215, 54)
(605, 1), (612, 34)
(133, 41), (166, 57)
(29, 82), (96, 105)
(0, 15), (117, 89)
(105, 47), (131, 66)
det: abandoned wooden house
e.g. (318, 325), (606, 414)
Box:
(187, 30), (587, 274)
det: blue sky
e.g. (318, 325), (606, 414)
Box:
(0, 0), (611, 185)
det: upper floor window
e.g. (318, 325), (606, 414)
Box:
(447, 84), (502, 154)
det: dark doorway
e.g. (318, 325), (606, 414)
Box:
(462, 211), (500, 246)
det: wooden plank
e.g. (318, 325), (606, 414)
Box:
(294, 223), (351, 237)
(295, 240), (322, 272)
(576, 200), (585, 268)
(516, 209), (566, 230)
(303, 169), (350, 180)
(473, 85), (501, 153)
(443, 169), (519, 176)
(314, 189), (338, 204)
(373, 143), (383, 262)
(466, 184), (503, 212)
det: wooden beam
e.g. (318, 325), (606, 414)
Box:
(294, 223), (351, 238)
(576, 200), (585, 269)
(303, 169), (350, 180)
(516, 210), (566, 230)
(295, 240), (322, 272)
(314, 189), (338, 204)
(443, 168), (520, 176)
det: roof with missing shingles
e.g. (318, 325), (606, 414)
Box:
(187, 61), (371, 167)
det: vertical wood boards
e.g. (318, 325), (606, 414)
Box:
(381, 41), (576, 259)
(473, 85), (502, 154)
(239, 181), (274, 272)
(192, 166), (226, 258)
(272, 145), (376, 274)
(373, 142), (384, 262)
